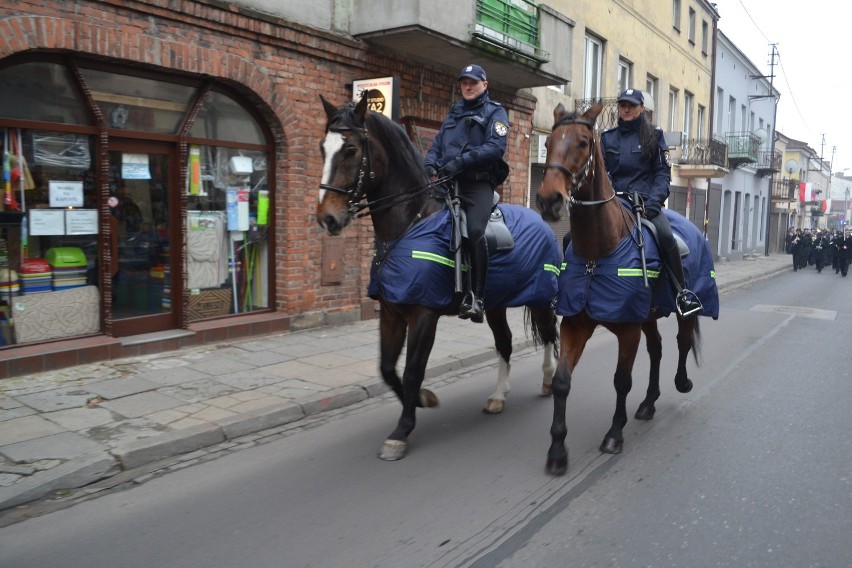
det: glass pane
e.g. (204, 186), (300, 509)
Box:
(0, 62), (91, 125)
(0, 128), (100, 346)
(79, 67), (197, 133)
(186, 145), (269, 318)
(189, 91), (265, 144)
(108, 151), (171, 319)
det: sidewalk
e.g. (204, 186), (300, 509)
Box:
(0, 254), (792, 511)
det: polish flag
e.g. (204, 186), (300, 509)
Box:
(799, 182), (813, 202)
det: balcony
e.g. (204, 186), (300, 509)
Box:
(725, 131), (760, 168)
(674, 137), (729, 179)
(755, 150), (782, 178)
(771, 178), (797, 201)
(349, 0), (572, 89)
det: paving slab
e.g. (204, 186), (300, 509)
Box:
(0, 415), (67, 447)
(0, 432), (106, 462)
(98, 391), (186, 418)
(86, 376), (161, 400)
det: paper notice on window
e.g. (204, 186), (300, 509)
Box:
(49, 181), (84, 208)
(29, 209), (66, 236)
(122, 153), (151, 180)
(65, 209), (99, 235)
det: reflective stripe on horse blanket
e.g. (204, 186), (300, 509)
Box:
(556, 209), (720, 322)
(368, 205), (561, 310)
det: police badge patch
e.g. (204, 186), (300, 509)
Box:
(494, 122), (508, 137)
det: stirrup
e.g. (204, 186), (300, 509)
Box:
(459, 291), (484, 323)
(676, 289), (703, 317)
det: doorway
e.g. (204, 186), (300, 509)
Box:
(108, 140), (181, 336)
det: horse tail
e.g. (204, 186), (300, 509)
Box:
(524, 306), (559, 356)
(690, 317), (702, 364)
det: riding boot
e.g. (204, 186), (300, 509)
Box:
(663, 241), (703, 317)
(459, 238), (487, 323)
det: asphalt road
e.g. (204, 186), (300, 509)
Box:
(0, 268), (850, 568)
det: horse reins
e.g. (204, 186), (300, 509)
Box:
(543, 116), (615, 208)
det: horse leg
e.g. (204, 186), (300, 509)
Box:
(673, 316), (697, 393)
(600, 323), (642, 454)
(546, 316), (594, 476)
(378, 303), (408, 403)
(528, 306), (558, 396)
(635, 320), (662, 420)
(378, 306), (441, 461)
(483, 308), (511, 414)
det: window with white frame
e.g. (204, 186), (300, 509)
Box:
(668, 88), (679, 132)
(617, 58), (632, 94)
(673, 0), (682, 31)
(728, 96), (736, 133)
(683, 91), (694, 140)
(701, 20), (709, 54)
(716, 87), (724, 134)
(584, 35), (604, 100)
(697, 104), (706, 140)
(688, 8), (696, 44)
(646, 74), (659, 112)
(548, 84), (566, 94)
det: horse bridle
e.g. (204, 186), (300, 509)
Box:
(320, 111), (448, 218)
(543, 117), (615, 207)
(319, 121), (376, 215)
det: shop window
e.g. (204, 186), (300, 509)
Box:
(0, 62), (91, 125)
(189, 91), (265, 145)
(185, 145), (269, 318)
(1, 128), (100, 346)
(78, 67), (197, 133)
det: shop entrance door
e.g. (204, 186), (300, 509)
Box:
(108, 141), (180, 336)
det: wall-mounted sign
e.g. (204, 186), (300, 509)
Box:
(48, 181), (84, 208)
(29, 209), (66, 236)
(122, 153), (151, 180)
(352, 77), (400, 122)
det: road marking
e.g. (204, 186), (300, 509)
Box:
(751, 304), (837, 320)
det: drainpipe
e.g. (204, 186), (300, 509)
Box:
(704, 12), (720, 241)
(763, 44), (779, 256)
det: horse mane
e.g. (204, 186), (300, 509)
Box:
(364, 111), (428, 182)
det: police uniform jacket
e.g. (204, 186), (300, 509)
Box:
(601, 116), (671, 213)
(425, 91), (509, 183)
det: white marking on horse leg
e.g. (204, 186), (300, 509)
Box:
(542, 342), (555, 386)
(320, 131), (344, 202)
(484, 358), (511, 414)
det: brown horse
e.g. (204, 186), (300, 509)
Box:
(317, 95), (560, 461)
(536, 102), (711, 476)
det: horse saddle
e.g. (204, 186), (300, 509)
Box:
(640, 218), (689, 257)
(459, 192), (515, 253)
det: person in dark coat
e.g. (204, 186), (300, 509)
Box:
(425, 64), (510, 323)
(600, 88), (702, 316)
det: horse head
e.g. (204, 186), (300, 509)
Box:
(536, 102), (604, 222)
(317, 94), (376, 236)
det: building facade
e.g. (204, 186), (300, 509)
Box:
(0, 0), (571, 377)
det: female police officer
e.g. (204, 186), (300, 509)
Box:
(425, 64), (510, 323)
(601, 88), (702, 317)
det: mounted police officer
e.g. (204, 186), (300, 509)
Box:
(425, 64), (510, 323)
(601, 89), (702, 317)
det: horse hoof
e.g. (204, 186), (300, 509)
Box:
(419, 389), (439, 408)
(546, 448), (568, 476)
(599, 437), (623, 454)
(483, 398), (505, 414)
(541, 384), (553, 397)
(676, 378), (694, 393)
(378, 439), (408, 461)
(635, 405), (656, 421)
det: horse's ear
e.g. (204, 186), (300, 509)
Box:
(553, 103), (566, 125)
(584, 102), (604, 126)
(320, 95), (338, 121)
(353, 94), (369, 127)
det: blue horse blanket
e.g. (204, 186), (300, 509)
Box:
(368, 205), (561, 310)
(556, 209), (719, 322)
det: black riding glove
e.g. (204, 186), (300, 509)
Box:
(644, 204), (661, 220)
(441, 157), (464, 178)
(425, 166), (437, 178)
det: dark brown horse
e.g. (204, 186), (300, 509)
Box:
(317, 95), (560, 461)
(537, 102), (711, 476)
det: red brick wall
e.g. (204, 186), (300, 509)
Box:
(0, 0), (534, 324)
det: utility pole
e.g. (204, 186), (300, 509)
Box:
(763, 43), (779, 256)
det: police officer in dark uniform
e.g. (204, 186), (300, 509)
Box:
(425, 64), (510, 323)
(601, 89), (702, 316)
(840, 231), (852, 277)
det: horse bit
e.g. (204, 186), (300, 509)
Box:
(543, 117), (614, 208)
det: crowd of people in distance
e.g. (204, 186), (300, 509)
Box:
(785, 227), (852, 276)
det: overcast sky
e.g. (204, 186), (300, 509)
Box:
(715, 0), (851, 175)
